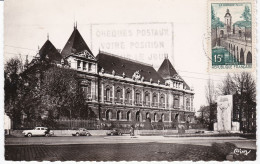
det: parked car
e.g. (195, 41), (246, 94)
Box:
(72, 128), (91, 136)
(106, 129), (122, 136)
(22, 127), (54, 137)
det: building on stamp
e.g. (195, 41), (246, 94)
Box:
(27, 24), (195, 128)
(212, 9), (252, 65)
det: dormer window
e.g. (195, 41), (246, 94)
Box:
(83, 62), (86, 70)
(77, 60), (81, 69)
(88, 63), (92, 71)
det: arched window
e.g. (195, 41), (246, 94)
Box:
(152, 93), (158, 107)
(115, 87), (122, 103)
(125, 88), (132, 104)
(146, 112), (150, 119)
(144, 91), (150, 106)
(154, 113), (158, 122)
(105, 88), (111, 102)
(135, 90), (141, 106)
(116, 111), (122, 120)
(82, 84), (91, 100)
(186, 98), (190, 110)
(174, 97), (179, 108)
(105, 110), (112, 120)
(127, 111), (131, 121)
(160, 94), (165, 108)
(246, 51), (252, 64)
(240, 48), (244, 65)
(161, 114), (165, 122)
(136, 111), (141, 122)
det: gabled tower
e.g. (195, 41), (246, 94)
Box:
(61, 25), (93, 58)
(157, 58), (188, 89)
(39, 38), (62, 64)
(62, 24), (97, 73)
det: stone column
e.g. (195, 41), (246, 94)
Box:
(101, 81), (104, 103)
(141, 89), (144, 106)
(168, 91), (173, 109)
(122, 85), (125, 104)
(150, 89), (153, 107)
(157, 91), (160, 108)
(112, 83), (115, 104)
(132, 86), (135, 105)
(183, 94), (186, 111)
(165, 93), (167, 109)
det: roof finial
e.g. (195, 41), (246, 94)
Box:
(47, 33), (49, 40)
(76, 21), (77, 29)
(38, 45), (40, 51)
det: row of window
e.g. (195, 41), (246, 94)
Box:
(77, 60), (93, 71)
(104, 87), (169, 108)
(105, 110), (166, 122)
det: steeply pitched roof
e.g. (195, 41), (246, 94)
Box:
(61, 27), (93, 58)
(97, 52), (165, 83)
(39, 40), (62, 63)
(158, 58), (191, 90)
(157, 58), (178, 79)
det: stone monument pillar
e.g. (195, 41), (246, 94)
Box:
(216, 95), (233, 132)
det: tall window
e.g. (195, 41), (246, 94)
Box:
(116, 111), (122, 120)
(115, 88), (122, 103)
(83, 62), (86, 70)
(161, 114), (165, 122)
(160, 94), (165, 108)
(105, 88), (110, 102)
(136, 111), (141, 122)
(127, 111), (131, 121)
(154, 113), (157, 122)
(144, 92), (150, 106)
(152, 93), (157, 106)
(186, 98), (190, 110)
(125, 89), (131, 104)
(135, 91), (141, 105)
(174, 97), (179, 108)
(88, 63), (92, 71)
(82, 85), (91, 100)
(105, 110), (112, 120)
(77, 60), (81, 69)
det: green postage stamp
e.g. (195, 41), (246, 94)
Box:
(208, 0), (256, 72)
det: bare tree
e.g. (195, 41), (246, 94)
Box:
(218, 73), (236, 95)
(205, 79), (217, 130)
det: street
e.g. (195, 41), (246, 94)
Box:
(5, 135), (256, 161)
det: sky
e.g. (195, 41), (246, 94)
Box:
(212, 3), (251, 23)
(4, 0), (231, 111)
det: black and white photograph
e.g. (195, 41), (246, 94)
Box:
(1, 0), (258, 162)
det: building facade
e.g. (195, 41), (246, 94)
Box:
(30, 25), (195, 128)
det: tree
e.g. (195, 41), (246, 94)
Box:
(234, 72), (256, 132)
(39, 66), (91, 119)
(218, 72), (256, 132)
(211, 5), (224, 47)
(241, 5), (251, 22)
(4, 57), (24, 127)
(218, 73), (236, 95)
(205, 79), (217, 130)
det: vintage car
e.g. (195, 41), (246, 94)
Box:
(72, 128), (91, 136)
(106, 128), (122, 136)
(22, 127), (54, 137)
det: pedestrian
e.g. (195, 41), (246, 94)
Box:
(130, 127), (133, 136)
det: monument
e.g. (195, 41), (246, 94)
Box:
(216, 95), (233, 132)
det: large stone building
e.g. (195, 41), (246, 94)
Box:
(30, 25), (195, 128)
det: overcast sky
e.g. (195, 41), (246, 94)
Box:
(4, 0), (231, 111)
